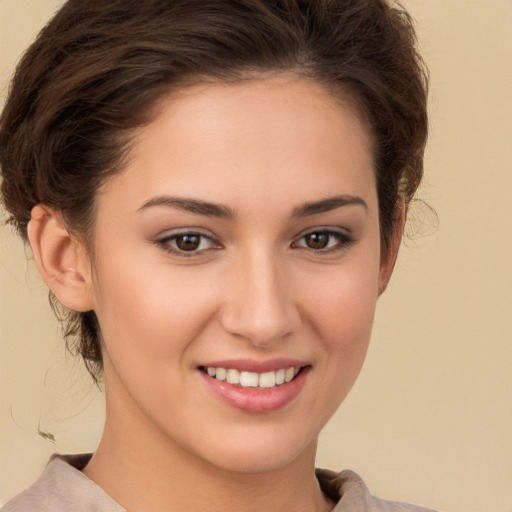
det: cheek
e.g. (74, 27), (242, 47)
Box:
(318, 289), (376, 384)
(305, 255), (380, 339)
(92, 264), (220, 425)
(301, 256), (380, 399)
(92, 259), (222, 366)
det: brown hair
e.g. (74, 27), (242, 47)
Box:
(0, 0), (428, 382)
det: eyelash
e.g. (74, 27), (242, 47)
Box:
(157, 231), (220, 257)
(292, 229), (356, 253)
(156, 228), (355, 257)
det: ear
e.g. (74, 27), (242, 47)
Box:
(378, 202), (406, 296)
(27, 204), (95, 312)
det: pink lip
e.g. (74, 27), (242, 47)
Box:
(198, 363), (310, 414)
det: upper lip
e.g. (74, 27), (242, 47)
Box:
(198, 358), (310, 373)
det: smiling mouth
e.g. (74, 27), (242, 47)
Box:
(199, 366), (305, 389)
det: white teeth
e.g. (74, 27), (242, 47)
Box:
(205, 365), (302, 388)
(284, 367), (295, 383)
(259, 371), (276, 388)
(240, 371), (259, 388)
(226, 369), (240, 385)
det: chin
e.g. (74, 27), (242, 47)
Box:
(188, 425), (318, 474)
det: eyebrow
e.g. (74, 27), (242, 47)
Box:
(138, 193), (367, 219)
(138, 196), (234, 218)
(292, 195), (368, 218)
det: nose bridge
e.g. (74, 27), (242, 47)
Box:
(221, 243), (298, 346)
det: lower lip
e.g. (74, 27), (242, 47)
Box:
(199, 367), (309, 413)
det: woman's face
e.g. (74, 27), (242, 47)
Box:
(87, 75), (391, 472)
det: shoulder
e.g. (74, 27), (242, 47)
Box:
(2, 454), (124, 512)
(316, 468), (438, 512)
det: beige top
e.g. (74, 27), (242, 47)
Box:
(2, 454), (437, 512)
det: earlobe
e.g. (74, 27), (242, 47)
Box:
(378, 202), (406, 296)
(27, 204), (95, 312)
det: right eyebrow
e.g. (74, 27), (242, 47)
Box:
(138, 195), (235, 219)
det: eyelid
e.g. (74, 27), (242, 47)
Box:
(292, 227), (356, 252)
(155, 228), (222, 257)
(153, 226), (355, 257)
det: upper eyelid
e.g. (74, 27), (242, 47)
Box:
(159, 232), (218, 246)
(293, 226), (352, 239)
(154, 226), (217, 240)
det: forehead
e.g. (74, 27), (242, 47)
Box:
(98, 75), (376, 216)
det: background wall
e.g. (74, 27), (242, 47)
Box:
(1, 1), (511, 511)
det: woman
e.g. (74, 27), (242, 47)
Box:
(0, 1), (433, 511)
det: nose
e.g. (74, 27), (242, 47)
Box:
(220, 247), (300, 347)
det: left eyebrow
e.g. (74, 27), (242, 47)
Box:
(292, 195), (368, 218)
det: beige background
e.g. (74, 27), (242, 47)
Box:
(1, 1), (511, 510)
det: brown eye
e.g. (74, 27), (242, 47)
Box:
(175, 234), (202, 251)
(294, 229), (355, 252)
(158, 232), (216, 255)
(304, 232), (329, 249)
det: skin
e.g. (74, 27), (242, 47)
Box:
(29, 75), (403, 512)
